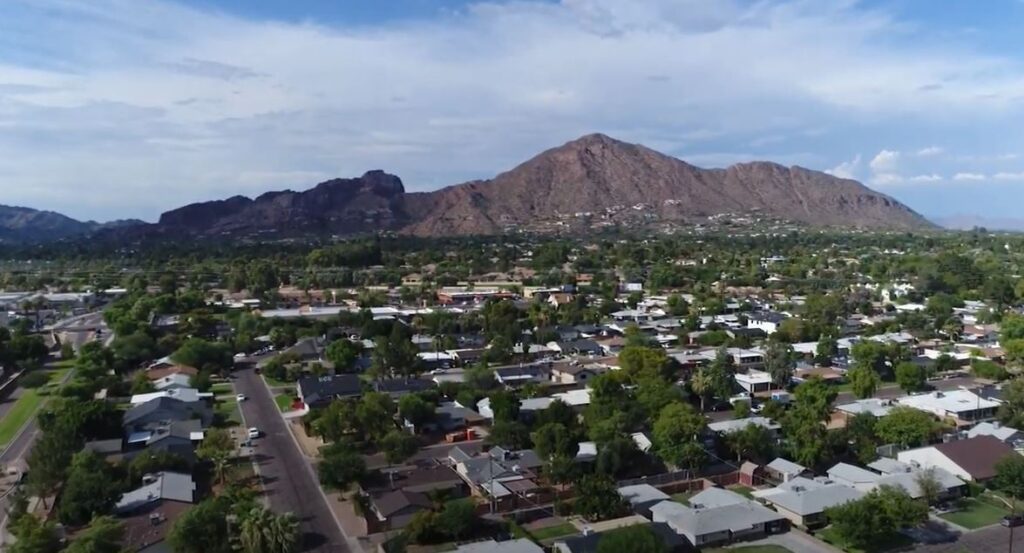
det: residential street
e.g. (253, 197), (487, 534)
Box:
(234, 367), (357, 553)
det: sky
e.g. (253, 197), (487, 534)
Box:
(3, 0), (1024, 223)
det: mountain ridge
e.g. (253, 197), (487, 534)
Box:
(0, 133), (933, 242)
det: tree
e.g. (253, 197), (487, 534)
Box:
(197, 427), (235, 485)
(325, 339), (363, 372)
(894, 362), (927, 393)
(168, 497), (232, 553)
(26, 430), (76, 508)
(653, 402), (707, 470)
(763, 339), (794, 388)
(791, 377), (837, 422)
(531, 422), (578, 460)
(574, 474), (628, 521)
(995, 454), (1024, 504)
(8, 514), (61, 553)
(487, 390), (521, 423)
(815, 333), (838, 366)
(733, 400), (751, 419)
(915, 467), (944, 506)
(845, 412), (879, 465)
(370, 324), (420, 378)
(381, 430), (418, 467)
(846, 366), (880, 399)
(128, 450), (190, 484)
(435, 499), (477, 541)
(59, 451), (123, 525)
(65, 516), (125, 553)
(240, 506), (299, 553)
(596, 524), (668, 553)
(310, 400), (357, 443)
(725, 423), (776, 463)
(826, 486), (926, 549)
(595, 435), (640, 477)
(486, 420), (531, 449)
(398, 394), (435, 429)
(875, 407), (938, 448)
(318, 441), (366, 491)
(356, 392), (396, 445)
(171, 338), (233, 373)
(1000, 378), (1024, 429)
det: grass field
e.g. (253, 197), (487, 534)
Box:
(728, 484), (756, 499)
(939, 498), (1009, 529)
(672, 491), (694, 504)
(0, 388), (43, 446)
(0, 368), (74, 446)
(215, 397), (241, 427)
(819, 527), (915, 553)
(262, 375), (293, 388)
(210, 382), (233, 395)
(275, 392), (296, 412)
(528, 522), (578, 541)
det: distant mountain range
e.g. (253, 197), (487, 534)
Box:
(931, 214), (1024, 232)
(0, 205), (141, 243)
(0, 133), (934, 243)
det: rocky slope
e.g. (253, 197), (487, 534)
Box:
(403, 133), (930, 235)
(0, 205), (143, 243)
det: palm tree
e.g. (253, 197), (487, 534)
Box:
(690, 367), (711, 412)
(240, 507), (299, 553)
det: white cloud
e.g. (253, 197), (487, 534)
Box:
(915, 146), (943, 157)
(994, 171), (1024, 181)
(953, 172), (986, 181)
(870, 173), (905, 186)
(1, 0), (1024, 219)
(869, 150), (901, 173)
(826, 154), (861, 179)
(908, 174), (942, 182)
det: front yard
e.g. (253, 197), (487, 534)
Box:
(705, 546), (792, 553)
(939, 497), (1010, 529)
(818, 527), (914, 553)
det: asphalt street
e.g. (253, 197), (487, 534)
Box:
(234, 368), (354, 553)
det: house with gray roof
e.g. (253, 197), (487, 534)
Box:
(752, 477), (864, 528)
(618, 484), (670, 517)
(650, 488), (787, 547)
(454, 539), (543, 553)
(707, 416), (781, 436)
(123, 396), (213, 431)
(115, 471), (196, 514)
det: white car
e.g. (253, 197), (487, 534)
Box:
(247, 427), (260, 439)
(430, 368), (447, 375)
(236, 394), (247, 402)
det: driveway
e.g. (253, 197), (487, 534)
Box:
(235, 368), (358, 553)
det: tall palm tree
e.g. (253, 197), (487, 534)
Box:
(240, 507), (300, 553)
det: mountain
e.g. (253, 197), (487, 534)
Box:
(155, 170), (410, 237)
(6, 133), (932, 244)
(404, 133), (931, 234)
(0, 205), (145, 243)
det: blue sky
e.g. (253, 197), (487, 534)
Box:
(2, 0), (1024, 224)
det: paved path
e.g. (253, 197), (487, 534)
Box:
(235, 368), (358, 553)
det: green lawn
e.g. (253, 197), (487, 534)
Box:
(706, 546), (792, 553)
(215, 398), (241, 427)
(0, 389), (43, 446)
(939, 497), (1009, 529)
(819, 527), (915, 553)
(728, 485), (756, 499)
(672, 492), (694, 505)
(275, 392), (296, 412)
(210, 382), (233, 395)
(528, 522), (578, 541)
(262, 374), (293, 388)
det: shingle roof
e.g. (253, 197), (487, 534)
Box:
(753, 477), (864, 516)
(370, 490), (431, 517)
(123, 396), (212, 427)
(933, 435), (1015, 480)
(297, 373), (362, 404)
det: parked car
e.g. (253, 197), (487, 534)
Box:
(236, 394), (247, 402)
(1002, 515), (1024, 527)
(247, 427), (261, 439)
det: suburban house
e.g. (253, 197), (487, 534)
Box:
(115, 472), (196, 553)
(967, 421), (1024, 445)
(747, 312), (787, 335)
(448, 446), (545, 510)
(865, 459), (966, 501)
(834, 398), (896, 421)
(896, 435), (1016, 482)
(549, 339), (604, 357)
(618, 484), (670, 518)
(550, 362), (610, 385)
(283, 336), (327, 362)
(296, 374), (362, 408)
(895, 390), (1000, 425)
(752, 477), (865, 528)
(764, 458), (811, 484)
(372, 377), (435, 399)
(124, 419), (204, 466)
(707, 417), (781, 437)
(145, 364), (197, 382)
(129, 388), (213, 405)
(650, 488), (787, 547)
(123, 397), (213, 432)
(494, 364), (551, 386)
(734, 370), (778, 395)
(152, 373), (193, 391)
(452, 539), (543, 553)
(553, 522), (686, 553)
